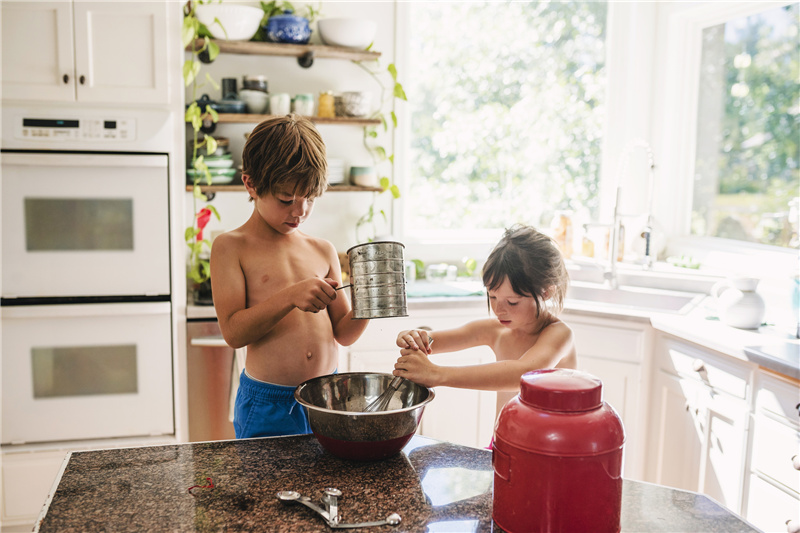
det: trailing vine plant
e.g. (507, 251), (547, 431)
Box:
(182, 1), (222, 291)
(353, 56), (406, 242)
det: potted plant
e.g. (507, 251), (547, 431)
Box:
(253, 1), (321, 43)
(183, 1), (222, 303)
(354, 59), (406, 242)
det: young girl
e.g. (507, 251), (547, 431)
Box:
(393, 224), (577, 416)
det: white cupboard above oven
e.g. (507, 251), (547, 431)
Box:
(1, 152), (170, 299)
(0, 1), (170, 104)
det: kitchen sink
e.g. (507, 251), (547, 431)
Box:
(565, 282), (705, 315)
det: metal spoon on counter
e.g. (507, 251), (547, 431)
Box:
(277, 489), (401, 529)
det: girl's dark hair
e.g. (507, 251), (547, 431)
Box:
(241, 114), (327, 201)
(482, 224), (569, 317)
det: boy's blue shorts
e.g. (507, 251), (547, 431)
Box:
(233, 370), (311, 439)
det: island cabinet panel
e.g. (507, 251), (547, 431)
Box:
(347, 304), (496, 449)
(645, 334), (755, 515)
(743, 370), (800, 532)
(561, 311), (652, 480)
(1, 450), (65, 527)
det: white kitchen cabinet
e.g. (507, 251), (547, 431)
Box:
(645, 334), (754, 514)
(743, 370), (800, 532)
(347, 304), (496, 449)
(1, 1), (169, 104)
(0, 450), (65, 530)
(562, 311), (652, 480)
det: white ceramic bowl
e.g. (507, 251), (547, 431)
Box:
(238, 89), (269, 114)
(195, 4), (263, 42)
(318, 18), (377, 49)
(341, 91), (372, 118)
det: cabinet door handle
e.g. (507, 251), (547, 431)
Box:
(691, 359), (705, 372)
(795, 402), (800, 416)
(62, 74), (69, 84)
(792, 454), (800, 471)
(79, 75), (86, 85)
(786, 518), (800, 533)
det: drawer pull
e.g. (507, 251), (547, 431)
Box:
(62, 73), (69, 84)
(691, 359), (706, 372)
(792, 454), (800, 471)
(787, 518), (800, 533)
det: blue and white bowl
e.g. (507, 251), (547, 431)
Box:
(266, 11), (311, 44)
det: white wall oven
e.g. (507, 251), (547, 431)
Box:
(1, 106), (175, 445)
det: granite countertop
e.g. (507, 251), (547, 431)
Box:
(37, 434), (759, 532)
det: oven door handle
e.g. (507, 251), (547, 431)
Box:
(1, 152), (167, 169)
(1, 301), (170, 319)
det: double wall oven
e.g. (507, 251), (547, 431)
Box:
(1, 106), (175, 445)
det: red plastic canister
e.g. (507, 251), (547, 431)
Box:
(492, 368), (625, 533)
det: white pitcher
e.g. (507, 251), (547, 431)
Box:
(710, 277), (766, 329)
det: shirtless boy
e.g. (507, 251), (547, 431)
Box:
(211, 115), (369, 438)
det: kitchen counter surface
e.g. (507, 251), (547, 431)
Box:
(37, 434), (759, 532)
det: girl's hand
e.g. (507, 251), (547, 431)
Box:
(396, 329), (434, 354)
(290, 278), (337, 313)
(393, 347), (441, 386)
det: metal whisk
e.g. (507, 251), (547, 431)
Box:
(364, 376), (404, 413)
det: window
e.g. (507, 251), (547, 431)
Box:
(404, 2), (608, 241)
(692, 3), (799, 249)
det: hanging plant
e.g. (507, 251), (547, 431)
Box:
(354, 56), (406, 242)
(182, 1), (221, 291)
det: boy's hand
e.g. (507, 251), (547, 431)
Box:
(291, 278), (337, 313)
(396, 329), (433, 354)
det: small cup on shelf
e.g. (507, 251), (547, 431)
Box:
(349, 166), (378, 187)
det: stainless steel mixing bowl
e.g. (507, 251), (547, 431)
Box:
(294, 372), (435, 461)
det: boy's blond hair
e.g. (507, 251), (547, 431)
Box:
(241, 114), (327, 201)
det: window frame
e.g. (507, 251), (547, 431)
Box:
(651, 0), (798, 274)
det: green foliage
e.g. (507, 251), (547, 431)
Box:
(354, 60), (408, 241)
(253, 1), (321, 41)
(693, 3), (799, 248)
(404, 1), (607, 233)
(183, 1), (223, 286)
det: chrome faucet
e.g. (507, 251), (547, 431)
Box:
(585, 139), (657, 289)
(619, 139), (657, 271)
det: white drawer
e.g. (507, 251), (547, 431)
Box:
(660, 338), (752, 399)
(757, 371), (800, 427)
(570, 322), (645, 363)
(2, 450), (66, 524)
(745, 473), (800, 533)
(751, 413), (800, 495)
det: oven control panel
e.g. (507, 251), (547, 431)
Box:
(16, 117), (137, 142)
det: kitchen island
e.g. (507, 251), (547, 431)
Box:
(36, 434), (759, 532)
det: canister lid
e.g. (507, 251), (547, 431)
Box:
(519, 369), (602, 412)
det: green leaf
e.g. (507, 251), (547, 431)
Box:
(181, 16), (196, 48)
(390, 110), (397, 128)
(367, 129), (378, 138)
(185, 102), (199, 123)
(387, 63), (398, 81)
(388, 154), (394, 164)
(183, 59), (201, 86)
(208, 39), (220, 61)
(366, 42), (373, 51)
(207, 107), (219, 122)
(206, 204), (221, 221)
(374, 146), (387, 161)
(185, 226), (196, 242)
(379, 176), (390, 190)
(193, 185), (206, 200)
(205, 137), (218, 155)
(393, 82), (407, 101)
(389, 184), (401, 199)
(193, 155), (205, 170)
(213, 16), (229, 40)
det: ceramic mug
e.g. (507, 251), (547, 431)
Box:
(269, 93), (291, 116)
(349, 166), (377, 187)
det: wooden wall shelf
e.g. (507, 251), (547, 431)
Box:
(216, 114), (380, 126)
(188, 39), (380, 63)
